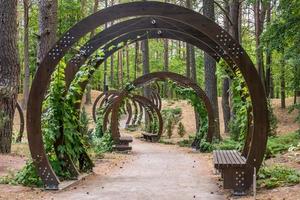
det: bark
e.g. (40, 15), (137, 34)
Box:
(280, 58), (286, 108)
(22, 0), (30, 110)
(85, 0), (99, 105)
(203, 0), (220, 139)
(110, 52), (114, 87)
(0, 0), (20, 153)
(221, 0), (232, 133)
(126, 45), (130, 82)
(163, 39), (169, 98)
(254, 0), (267, 88)
(134, 42), (139, 80)
(265, 2), (272, 98)
(186, 44), (191, 78)
(141, 39), (150, 128)
(37, 0), (58, 64)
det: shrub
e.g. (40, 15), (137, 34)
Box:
(93, 133), (114, 154)
(0, 160), (43, 187)
(178, 135), (195, 147)
(177, 122), (186, 137)
(258, 165), (300, 189)
(166, 118), (173, 139)
(265, 132), (300, 158)
(212, 138), (243, 151)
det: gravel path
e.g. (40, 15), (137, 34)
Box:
(50, 140), (225, 200)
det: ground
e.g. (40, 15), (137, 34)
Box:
(0, 92), (299, 199)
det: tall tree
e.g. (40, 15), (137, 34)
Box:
(254, 0), (268, 87)
(134, 42), (139, 80)
(265, 1), (273, 98)
(185, 0), (191, 79)
(22, 0), (30, 110)
(203, 0), (220, 139)
(85, 0), (99, 105)
(141, 38), (150, 128)
(221, 0), (232, 133)
(163, 39), (169, 97)
(37, 0), (58, 65)
(0, 0), (20, 153)
(126, 45), (130, 82)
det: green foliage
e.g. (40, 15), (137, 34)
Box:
(262, 0), (300, 97)
(268, 100), (278, 136)
(228, 72), (251, 141)
(93, 108), (105, 138)
(161, 107), (182, 138)
(0, 160), (42, 187)
(289, 103), (300, 127)
(212, 139), (243, 151)
(177, 135), (195, 147)
(166, 118), (173, 139)
(177, 122), (186, 137)
(258, 165), (300, 189)
(265, 132), (300, 158)
(93, 133), (114, 154)
(173, 86), (209, 149)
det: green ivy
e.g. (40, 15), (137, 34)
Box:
(258, 165), (300, 189)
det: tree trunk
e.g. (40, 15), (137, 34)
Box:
(37, 0), (58, 64)
(254, 0), (267, 88)
(221, 0), (233, 133)
(110, 52), (114, 87)
(22, 0), (30, 110)
(134, 42), (139, 80)
(163, 39), (169, 98)
(280, 58), (286, 108)
(141, 39), (150, 128)
(203, 0), (220, 139)
(85, 0), (99, 105)
(186, 44), (191, 78)
(126, 45), (130, 82)
(0, 0), (20, 153)
(265, 2), (272, 98)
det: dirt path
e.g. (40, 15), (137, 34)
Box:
(47, 140), (224, 200)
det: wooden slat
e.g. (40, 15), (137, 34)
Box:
(213, 150), (246, 169)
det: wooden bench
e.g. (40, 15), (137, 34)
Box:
(142, 132), (159, 142)
(213, 150), (252, 195)
(113, 136), (133, 151)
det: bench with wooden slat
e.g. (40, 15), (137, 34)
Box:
(213, 150), (251, 195)
(213, 150), (246, 169)
(142, 132), (159, 142)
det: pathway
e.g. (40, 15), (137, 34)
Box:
(49, 140), (225, 200)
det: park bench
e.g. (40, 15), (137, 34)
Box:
(213, 150), (252, 194)
(113, 136), (133, 151)
(142, 132), (159, 142)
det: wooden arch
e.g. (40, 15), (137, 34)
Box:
(27, 2), (268, 189)
(100, 92), (163, 139)
(109, 72), (215, 144)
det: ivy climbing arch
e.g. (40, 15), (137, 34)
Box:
(27, 1), (268, 190)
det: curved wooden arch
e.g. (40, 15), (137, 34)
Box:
(110, 72), (214, 143)
(15, 102), (25, 143)
(27, 2), (268, 188)
(92, 91), (119, 123)
(101, 92), (162, 140)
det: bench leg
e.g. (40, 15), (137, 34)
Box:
(222, 168), (252, 195)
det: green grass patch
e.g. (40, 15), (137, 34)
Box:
(258, 165), (300, 189)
